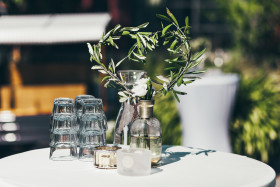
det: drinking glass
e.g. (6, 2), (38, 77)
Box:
(75, 95), (95, 142)
(81, 98), (108, 144)
(49, 113), (78, 161)
(79, 113), (105, 161)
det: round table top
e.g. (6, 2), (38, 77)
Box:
(0, 146), (276, 187)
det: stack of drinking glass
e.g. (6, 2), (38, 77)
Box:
(49, 95), (107, 161)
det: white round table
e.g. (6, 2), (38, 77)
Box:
(0, 146), (275, 187)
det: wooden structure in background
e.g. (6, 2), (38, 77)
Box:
(0, 84), (86, 116)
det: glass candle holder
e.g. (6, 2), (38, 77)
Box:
(94, 146), (121, 169)
(117, 148), (151, 176)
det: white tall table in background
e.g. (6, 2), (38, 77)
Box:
(176, 73), (239, 152)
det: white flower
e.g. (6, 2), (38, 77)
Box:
(131, 78), (148, 97)
(135, 78), (149, 85)
(87, 43), (94, 56)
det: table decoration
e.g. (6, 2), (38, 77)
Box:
(87, 8), (205, 163)
(94, 145), (121, 169)
(117, 148), (151, 176)
(130, 100), (161, 165)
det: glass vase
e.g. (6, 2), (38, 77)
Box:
(113, 70), (146, 146)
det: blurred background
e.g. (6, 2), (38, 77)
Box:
(0, 0), (279, 174)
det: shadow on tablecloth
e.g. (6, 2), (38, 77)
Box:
(151, 146), (216, 174)
(160, 146), (216, 167)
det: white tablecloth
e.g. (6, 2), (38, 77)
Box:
(0, 146), (275, 187)
(176, 74), (239, 152)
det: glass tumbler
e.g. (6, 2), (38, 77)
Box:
(75, 95), (95, 141)
(50, 98), (75, 130)
(81, 98), (108, 144)
(49, 114), (78, 161)
(79, 113), (105, 161)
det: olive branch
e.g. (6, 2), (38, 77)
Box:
(87, 8), (205, 102)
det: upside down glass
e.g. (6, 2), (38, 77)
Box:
(79, 113), (105, 161)
(49, 113), (78, 161)
(49, 98), (78, 161)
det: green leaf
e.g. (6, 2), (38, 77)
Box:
(146, 42), (153, 51)
(162, 24), (172, 36)
(151, 79), (163, 85)
(133, 52), (146, 60)
(137, 22), (149, 29)
(172, 90), (180, 102)
(91, 65), (103, 70)
(130, 58), (141, 63)
(136, 34), (143, 51)
(164, 66), (177, 71)
(177, 75), (183, 86)
(111, 36), (121, 40)
(108, 36), (114, 46)
(183, 80), (195, 84)
(113, 24), (121, 34)
(162, 89), (167, 96)
(189, 57), (204, 69)
(170, 39), (178, 50)
(102, 30), (113, 42)
(185, 16), (189, 27)
(174, 90), (187, 95)
(121, 27), (139, 32)
(122, 31), (130, 35)
(129, 34), (136, 39)
(163, 40), (170, 46)
(116, 57), (125, 67)
(192, 48), (206, 61)
(166, 8), (179, 26)
(109, 59), (116, 73)
(98, 70), (107, 74)
(137, 34), (147, 47)
(101, 76), (111, 82)
(128, 43), (137, 60)
(138, 32), (153, 35)
(156, 14), (172, 23)
(186, 70), (206, 74)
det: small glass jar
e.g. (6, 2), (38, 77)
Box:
(130, 100), (162, 165)
(94, 146), (121, 169)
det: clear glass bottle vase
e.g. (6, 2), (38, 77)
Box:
(130, 100), (162, 165)
(113, 70), (147, 146)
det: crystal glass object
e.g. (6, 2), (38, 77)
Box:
(49, 114), (78, 161)
(130, 100), (162, 165)
(114, 70), (147, 146)
(80, 98), (108, 144)
(79, 113), (105, 161)
(117, 148), (151, 176)
(75, 95), (95, 143)
(75, 95), (95, 118)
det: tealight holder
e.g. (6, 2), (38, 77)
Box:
(94, 146), (121, 169)
(117, 148), (151, 176)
